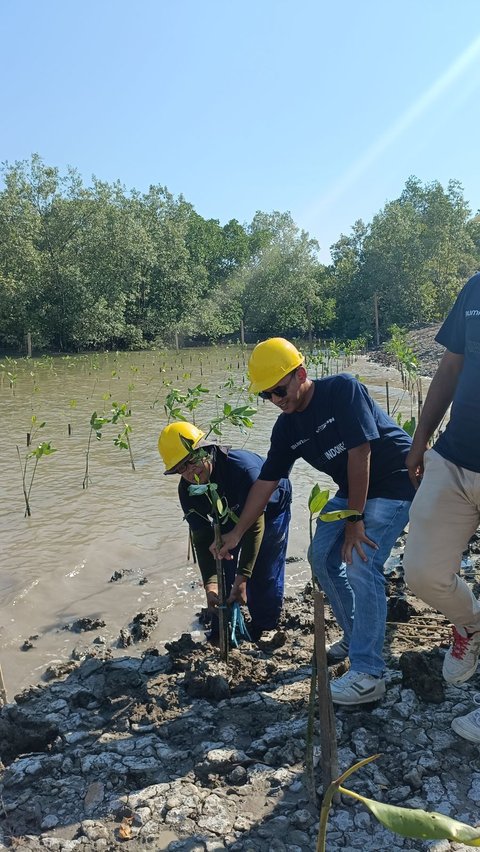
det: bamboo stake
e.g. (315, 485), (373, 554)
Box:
(313, 589), (339, 797)
(214, 523), (229, 663)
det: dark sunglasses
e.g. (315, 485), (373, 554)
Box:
(258, 371), (295, 401)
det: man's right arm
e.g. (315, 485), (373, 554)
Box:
(211, 478), (279, 560)
(406, 349), (464, 488)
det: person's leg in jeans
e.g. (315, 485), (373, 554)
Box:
(346, 497), (411, 675)
(246, 507), (290, 635)
(311, 496), (356, 644)
(312, 495), (410, 704)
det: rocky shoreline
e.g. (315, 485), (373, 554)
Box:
(370, 323), (444, 378)
(2, 530), (480, 852)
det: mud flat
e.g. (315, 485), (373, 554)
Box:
(2, 532), (480, 852)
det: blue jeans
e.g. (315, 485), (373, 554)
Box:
(310, 496), (411, 676)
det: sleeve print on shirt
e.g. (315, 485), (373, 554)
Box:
(435, 278), (474, 354)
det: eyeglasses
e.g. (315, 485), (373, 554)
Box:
(258, 371), (296, 401)
(174, 455), (199, 475)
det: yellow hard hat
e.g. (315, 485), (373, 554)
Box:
(248, 338), (304, 394)
(158, 421), (205, 473)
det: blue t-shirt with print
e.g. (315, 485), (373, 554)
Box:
(434, 272), (480, 472)
(179, 447), (292, 532)
(259, 374), (414, 501)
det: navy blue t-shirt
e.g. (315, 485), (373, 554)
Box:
(434, 272), (480, 472)
(178, 447), (292, 532)
(259, 374), (414, 501)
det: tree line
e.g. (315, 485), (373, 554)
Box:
(0, 155), (479, 353)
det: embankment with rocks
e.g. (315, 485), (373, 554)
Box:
(2, 531), (480, 852)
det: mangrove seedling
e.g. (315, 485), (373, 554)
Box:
(111, 401), (135, 471)
(17, 416), (57, 517)
(317, 755), (480, 851)
(83, 411), (110, 489)
(164, 384), (210, 424)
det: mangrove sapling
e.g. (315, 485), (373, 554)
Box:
(83, 411), (110, 489)
(16, 416), (57, 517)
(164, 384), (210, 425)
(186, 473), (235, 663)
(316, 755), (480, 851)
(111, 401), (135, 471)
(385, 324), (419, 391)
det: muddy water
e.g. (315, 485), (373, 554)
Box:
(0, 348), (424, 696)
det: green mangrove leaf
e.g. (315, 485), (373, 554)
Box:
(234, 405), (256, 417)
(319, 509), (362, 522)
(401, 417), (416, 437)
(308, 485), (330, 514)
(216, 498), (224, 515)
(30, 442), (57, 459)
(345, 792), (480, 844)
(179, 435), (194, 453)
(90, 412), (110, 430)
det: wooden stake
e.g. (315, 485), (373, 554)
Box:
(313, 589), (339, 796)
(214, 523), (229, 663)
(373, 293), (380, 347)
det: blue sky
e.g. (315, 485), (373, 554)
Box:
(2, 0), (480, 261)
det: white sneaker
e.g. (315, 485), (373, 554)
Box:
(443, 626), (480, 684)
(326, 637), (349, 664)
(452, 697), (480, 743)
(330, 669), (385, 705)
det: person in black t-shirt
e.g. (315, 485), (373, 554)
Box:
(213, 338), (414, 706)
(403, 272), (480, 742)
(158, 421), (292, 641)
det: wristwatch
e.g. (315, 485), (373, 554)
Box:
(346, 513), (365, 523)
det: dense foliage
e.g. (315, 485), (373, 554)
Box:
(0, 156), (479, 352)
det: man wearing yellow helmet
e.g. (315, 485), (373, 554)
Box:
(158, 421), (292, 642)
(214, 338), (415, 705)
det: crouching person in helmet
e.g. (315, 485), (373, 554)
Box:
(158, 421), (292, 642)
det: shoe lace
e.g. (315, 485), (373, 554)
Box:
(451, 627), (472, 659)
(341, 669), (365, 684)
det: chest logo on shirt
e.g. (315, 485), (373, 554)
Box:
(316, 417), (335, 432)
(291, 438), (309, 450)
(324, 441), (346, 461)
(465, 310), (480, 317)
